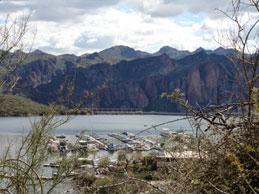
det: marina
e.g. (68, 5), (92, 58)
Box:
(43, 128), (196, 181)
(0, 114), (201, 194)
(50, 130), (163, 153)
(0, 115), (194, 181)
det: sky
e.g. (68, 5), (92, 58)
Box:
(0, 0), (238, 55)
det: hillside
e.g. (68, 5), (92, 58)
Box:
(0, 95), (49, 116)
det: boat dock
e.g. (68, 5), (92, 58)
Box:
(108, 132), (158, 151)
(80, 134), (108, 150)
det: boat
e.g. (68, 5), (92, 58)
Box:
(79, 140), (88, 145)
(160, 128), (186, 137)
(160, 128), (177, 137)
(107, 143), (121, 151)
(122, 131), (135, 138)
(43, 162), (60, 168)
(55, 134), (66, 139)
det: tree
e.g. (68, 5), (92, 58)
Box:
(218, 0), (259, 121)
(160, 1), (259, 193)
(0, 14), (33, 89)
(0, 13), (78, 194)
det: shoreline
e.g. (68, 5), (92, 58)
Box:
(0, 112), (187, 117)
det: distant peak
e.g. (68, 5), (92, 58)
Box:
(156, 46), (190, 60)
(160, 46), (174, 50)
(98, 45), (136, 56)
(213, 46), (236, 56)
(105, 45), (134, 51)
(214, 46), (225, 51)
(159, 46), (178, 52)
(32, 49), (45, 54)
(115, 45), (131, 49)
(194, 47), (205, 53)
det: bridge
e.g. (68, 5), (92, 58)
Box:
(78, 107), (186, 116)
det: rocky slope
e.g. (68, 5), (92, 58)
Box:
(2, 46), (241, 112)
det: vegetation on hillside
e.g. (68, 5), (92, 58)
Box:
(0, 95), (49, 116)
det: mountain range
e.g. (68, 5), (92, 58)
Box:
(1, 45), (241, 112)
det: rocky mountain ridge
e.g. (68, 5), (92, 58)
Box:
(2, 45), (241, 112)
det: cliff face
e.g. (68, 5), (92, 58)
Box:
(4, 46), (240, 112)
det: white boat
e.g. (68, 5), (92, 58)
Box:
(160, 128), (184, 137)
(79, 140), (88, 145)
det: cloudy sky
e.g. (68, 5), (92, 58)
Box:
(0, 0), (234, 55)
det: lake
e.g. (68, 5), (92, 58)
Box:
(0, 114), (193, 135)
(0, 114), (194, 154)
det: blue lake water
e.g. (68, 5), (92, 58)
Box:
(0, 115), (193, 135)
(0, 115), (195, 154)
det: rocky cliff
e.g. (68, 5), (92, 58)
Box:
(2, 46), (240, 112)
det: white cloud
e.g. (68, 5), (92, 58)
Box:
(0, 0), (120, 21)
(123, 0), (228, 18)
(1, 0), (253, 55)
(74, 34), (114, 49)
(20, 8), (226, 55)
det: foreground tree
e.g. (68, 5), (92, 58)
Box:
(0, 14), (33, 89)
(161, 1), (259, 193)
(0, 14), (78, 194)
